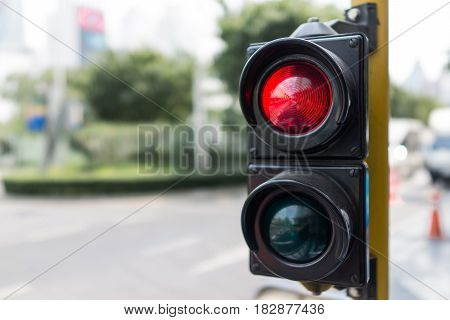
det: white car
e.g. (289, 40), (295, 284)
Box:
(389, 119), (431, 178)
(424, 136), (450, 182)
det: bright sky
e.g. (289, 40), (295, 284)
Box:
(13, 0), (450, 84)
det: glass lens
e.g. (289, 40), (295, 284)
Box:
(261, 62), (333, 135)
(262, 194), (331, 263)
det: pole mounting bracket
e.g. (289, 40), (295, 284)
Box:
(327, 3), (379, 52)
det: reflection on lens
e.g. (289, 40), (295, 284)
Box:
(262, 194), (331, 263)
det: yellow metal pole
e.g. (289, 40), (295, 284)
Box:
(351, 0), (389, 299)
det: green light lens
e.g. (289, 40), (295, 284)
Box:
(262, 194), (331, 263)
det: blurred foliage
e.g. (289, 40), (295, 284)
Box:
(73, 49), (193, 122)
(2, 72), (49, 107)
(3, 49), (193, 123)
(70, 123), (141, 165)
(215, 0), (340, 95)
(70, 122), (195, 169)
(207, 105), (246, 129)
(390, 84), (441, 122)
(2, 70), (83, 106)
(220, 105), (246, 128)
(70, 121), (246, 173)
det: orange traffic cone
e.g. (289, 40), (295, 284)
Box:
(429, 188), (443, 240)
(429, 208), (443, 240)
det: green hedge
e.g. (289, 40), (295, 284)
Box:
(3, 172), (245, 196)
(69, 123), (144, 165)
(70, 123), (247, 171)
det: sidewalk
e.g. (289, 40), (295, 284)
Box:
(389, 171), (450, 299)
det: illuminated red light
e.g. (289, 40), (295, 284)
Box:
(261, 62), (333, 135)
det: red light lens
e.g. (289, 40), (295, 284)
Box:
(261, 62), (333, 135)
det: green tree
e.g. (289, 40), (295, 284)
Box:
(2, 72), (49, 107)
(215, 0), (340, 95)
(390, 84), (441, 122)
(2, 69), (90, 107)
(77, 49), (193, 122)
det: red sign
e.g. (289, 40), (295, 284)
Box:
(77, 6), (104, 33)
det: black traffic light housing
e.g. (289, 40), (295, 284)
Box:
(243, 163), (369, 287)
(241, 34), (368, 159)
(239, 18), (371, 290)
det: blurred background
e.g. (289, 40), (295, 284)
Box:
(0, 0), (449, 299)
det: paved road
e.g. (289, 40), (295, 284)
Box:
(0, 171), (449, 300)
(389, 171), (450, 299)
(0, 186), (277, 299)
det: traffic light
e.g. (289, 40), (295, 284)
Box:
(239, 20), (369, 289)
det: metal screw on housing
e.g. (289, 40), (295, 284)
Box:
(349, 38), (359, 48)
